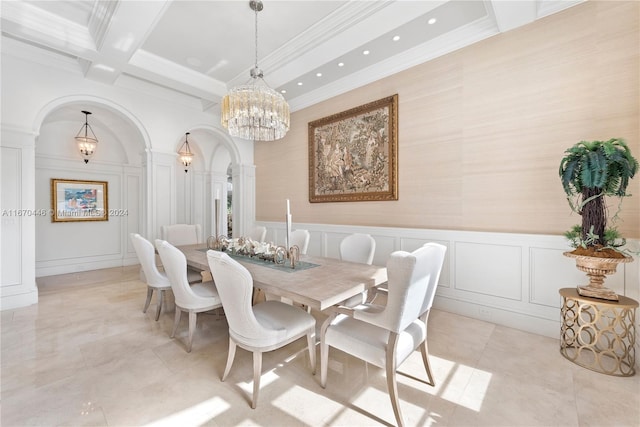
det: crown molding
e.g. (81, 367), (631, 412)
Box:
(1, 35), (83, 74)
(1, 1), (96, 54)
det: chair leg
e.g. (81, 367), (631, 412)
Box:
(386, 332), (404, 427)
(171, 307), (181, 338)
(155, 289), (164, 321)
(187, 311), (197, 353)
(420, 340), (435, 387)
(251, 351), (263, 409)
(419, 311), (435, 386)
(306, 329), (316, 375)
(222, 338), (237, 381)
(143, 287), (153, 313)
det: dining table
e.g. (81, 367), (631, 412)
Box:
(177, 244), (388, 311)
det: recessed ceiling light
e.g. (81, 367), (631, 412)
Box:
(428, 18), (437, 25)
(363, 50), (370, 55)
(281, 89), (287, 94)
(338, 62), (344, 67)
(297, 82), (303, 86)
(316, 72), (322, 77)
(392, 35), (400, 41)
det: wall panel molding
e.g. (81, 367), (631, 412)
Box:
(257, 220), (639, 343)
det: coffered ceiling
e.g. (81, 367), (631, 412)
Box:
(2, 0), (583, 114)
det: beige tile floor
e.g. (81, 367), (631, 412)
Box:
(2, 265), (639, 427)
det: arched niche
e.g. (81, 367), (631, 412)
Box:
(32, 95), (151, 277)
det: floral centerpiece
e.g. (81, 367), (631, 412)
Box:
(208, 235), (296, 266)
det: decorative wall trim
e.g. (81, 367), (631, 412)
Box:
(256, 220), (639, 344)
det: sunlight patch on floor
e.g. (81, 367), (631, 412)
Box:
(457, 367), (492, 412)
(432, 355), (492, 412)
(141, 397), (230, 427)
(238, 370), (280, 393)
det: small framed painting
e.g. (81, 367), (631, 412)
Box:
(308, 94), (398, 202)
(51, 179), (108, 222)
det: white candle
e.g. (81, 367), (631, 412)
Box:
(215, 189), (220, 200)
(286, 199), (291, 251)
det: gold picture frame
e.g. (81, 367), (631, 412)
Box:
(51, 178), (108, 222)
(308, 94), (398, 202)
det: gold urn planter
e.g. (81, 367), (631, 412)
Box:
(563, 251), (633, 301)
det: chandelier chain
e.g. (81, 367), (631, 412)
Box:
(254, 4), (259, 71)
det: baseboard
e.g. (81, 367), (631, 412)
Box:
(1, 288), (38, 310)
(36, 256), (139, 277)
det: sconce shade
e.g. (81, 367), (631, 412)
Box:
(75, 110), (98, 164)
(178, 132), (194, 173)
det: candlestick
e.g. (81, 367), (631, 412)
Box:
(285, 199), (291, 252)
(286, 214), (292, 251)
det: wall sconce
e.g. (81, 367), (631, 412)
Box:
(75, 110), (98, 164)
(178, 132), (194, 173)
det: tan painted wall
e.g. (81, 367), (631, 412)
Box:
(255, 1), (639, 239)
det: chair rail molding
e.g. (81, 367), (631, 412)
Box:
(257, 221), (640, 344)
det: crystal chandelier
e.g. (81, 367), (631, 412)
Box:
(221, 0), (290, 141)
(178, 132), (194, 173)
(75, 110), (98, 164)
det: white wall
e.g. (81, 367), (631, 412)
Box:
(0, 38), (255, 308)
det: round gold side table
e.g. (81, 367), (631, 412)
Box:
(559, 288), (637, 376)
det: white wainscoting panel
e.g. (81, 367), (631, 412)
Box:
(454, 242), (522, 301)
(256, 220), (639, 350)
(1, 146), (22, 287)
(125, 172), (141, 255)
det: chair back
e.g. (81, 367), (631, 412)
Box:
(156, 240), (206, 308)
(290, 229), (310, 254)
(248, 226), (267, 242)
(339, 233), (376, 265)
(207, 250), (282, 346)
(418, 242), (447, 315)
(130, 233), (170, 287)
(161, 224), (202, 246)
(355, 243), (446, 333)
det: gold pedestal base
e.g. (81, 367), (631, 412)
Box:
(577, 285), (619, 301)
(559, 288), (638, 377)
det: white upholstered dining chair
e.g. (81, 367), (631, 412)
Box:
(207, 250), (316, 409)
(130, 233), (171, 321)
(161, 223), (204, 283)
(156, 240), (222, 353)
(161, 223), (202, 246)
(289, 229), (310, 255)
(320, 243), (447, 427)
(339, 233), (376, 306)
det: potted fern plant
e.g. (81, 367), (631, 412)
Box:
(559, 138), (638, 300)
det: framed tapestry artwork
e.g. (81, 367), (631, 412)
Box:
(308, 94), (398, 202)
(51, 179), (108, 222)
